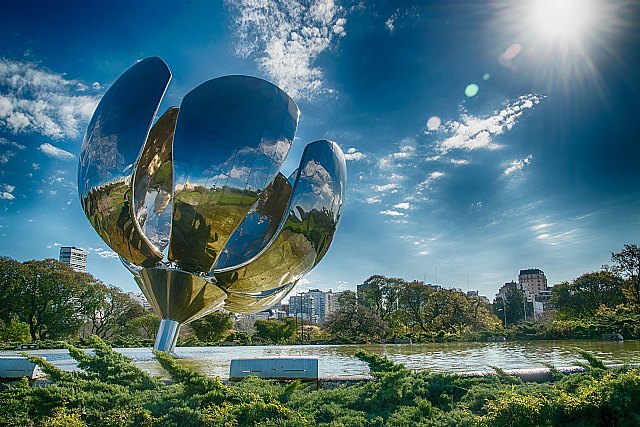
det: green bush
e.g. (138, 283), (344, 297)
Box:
(2, 338), (640, 426)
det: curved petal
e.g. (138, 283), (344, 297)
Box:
(168, 75), (299, 273)
(215, 140), (346, 310)
(212, 172), (293, 272)
(133, 107), (178, 254)
(223, 282), (296, 314)
(78, 57), (171, 267)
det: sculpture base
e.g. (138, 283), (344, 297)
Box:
(154, 319), (181, 353)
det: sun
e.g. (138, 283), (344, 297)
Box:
(527, 0), (596, 42)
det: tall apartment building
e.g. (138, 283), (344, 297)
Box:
(495, 281), (518, 300)
(289, 294), (315, 322)
(518, 268), (548, 300)
(59, 246), (87, 272)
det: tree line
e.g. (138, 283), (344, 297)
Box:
(0, 257), (158, 343)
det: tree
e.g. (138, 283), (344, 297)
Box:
(610, 243), (640, 307)
(324, 291), (388, 340)
(494, 288), (530, 326)
(190, 311), (234, 343)
(83, 284), (146, 339)
(357, 275), (404, 322)
(20, 259), (88, 340)
(254, 318), (297, 343)
(127, 313), (161, 340)
(552, 271), (625, 317)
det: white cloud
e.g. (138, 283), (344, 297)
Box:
(373, 183), (398, 192)
(449, 159), (469, 165)
(38, 143), (75, 161)
(0, 137), (25, 149)
(0, 150), (15, 164)
(366, 196), (381, 204)
(1, 184), (15, 200)
(417, 171), (445, 189)
(435, 94), (542, 153)
(97, 250), (119, 259)
(380, 209), (405, 217)
(530, 222), (553, 231)
(393, 202), (411, 209)
(504, 154), (533, 175)
(0, 59), (100, 139)
(228, 0), (347, 100)
(344, 147), (365, 161)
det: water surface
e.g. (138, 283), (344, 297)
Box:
(4, 340), (639, 379)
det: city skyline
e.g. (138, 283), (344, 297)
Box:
(1, 0), (639, 299)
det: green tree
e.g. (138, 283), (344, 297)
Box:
(126, 313), (161, 340)
(610, 243), (640, 307)
(552, 271), (625, 317)
(0, 319), (30, 342)
(324, 291), (388, 340)
(494, 288), (530, 326)
(254, 318), (297, 343)
(190, 311), (234, 343)
(19, 259), (88, 340)
(357, 275), (404, 322)
(83, 284), (146, 339)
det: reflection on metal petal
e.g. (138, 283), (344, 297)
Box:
(224, 282), (297, 314)
(139, 267), (227, 324)
(215, 140), (346, 310)
(78, 57), (171, 267)
(169, 76), (299, 274)
(133, 107), (178, 253)
(213, 172), (292, 272)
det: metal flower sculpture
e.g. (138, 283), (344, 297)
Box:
(78, 57), (346, 352)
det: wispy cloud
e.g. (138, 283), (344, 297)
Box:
(373, 183), (399, 193)
(504, 154), (533, 176)
(0, 59), (100, 139)
(0, 137), (25, 150)
(38, 143), (75, 161)
(344, 147), (365, 161)
(1, 183), (15, 200)
(434, 94), (542, 153)
(228, 0), (347, 100)
(417, 171), (445, 190)
(380, 209), (405, 217)
(393, 202), (411, 210)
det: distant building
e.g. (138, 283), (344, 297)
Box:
(289, 294), (315, 322)
(519, 268), (548, 299)
(59, 247), (87, 272)
(325, 290), (341, 320)
(495, 281), (518, 301)
(127, 292), (153, 311)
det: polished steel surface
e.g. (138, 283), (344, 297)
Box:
(154, 319), (181, 353)
(140, 266), (226, 324)
(215, 140), (347, 313)
(78, 57), (171, 267)
(133, 107), (178, 254)
(79, 58), (345, 349)
(168, 75), (299, 273)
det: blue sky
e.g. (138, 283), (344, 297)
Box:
(1, 0), (639, 300)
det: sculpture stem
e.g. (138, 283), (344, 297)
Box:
(154, 319), (181, 353)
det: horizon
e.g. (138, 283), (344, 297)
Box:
(1, 0), (639, 300)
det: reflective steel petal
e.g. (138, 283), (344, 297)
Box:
(169, 76), (299, 273)
(133, 107), (178, 254)
(213, 172), (293, 272)
(78, 57), (171, 267)
(215, 140), (346, 308)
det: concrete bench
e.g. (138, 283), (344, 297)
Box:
(229, 358), (318, 381)
(0, 356), (45, 380)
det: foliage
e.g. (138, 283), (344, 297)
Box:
(494, 287), (532, 326)
(189, 311), (234, 344)
(2, 337), (640, 426)
(254, 318), (297, 343)
(609, 243), (640, 307)
(552, 271), (625, 317)
(323, 290), (389, 341)
(0, 319), (30, 342)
